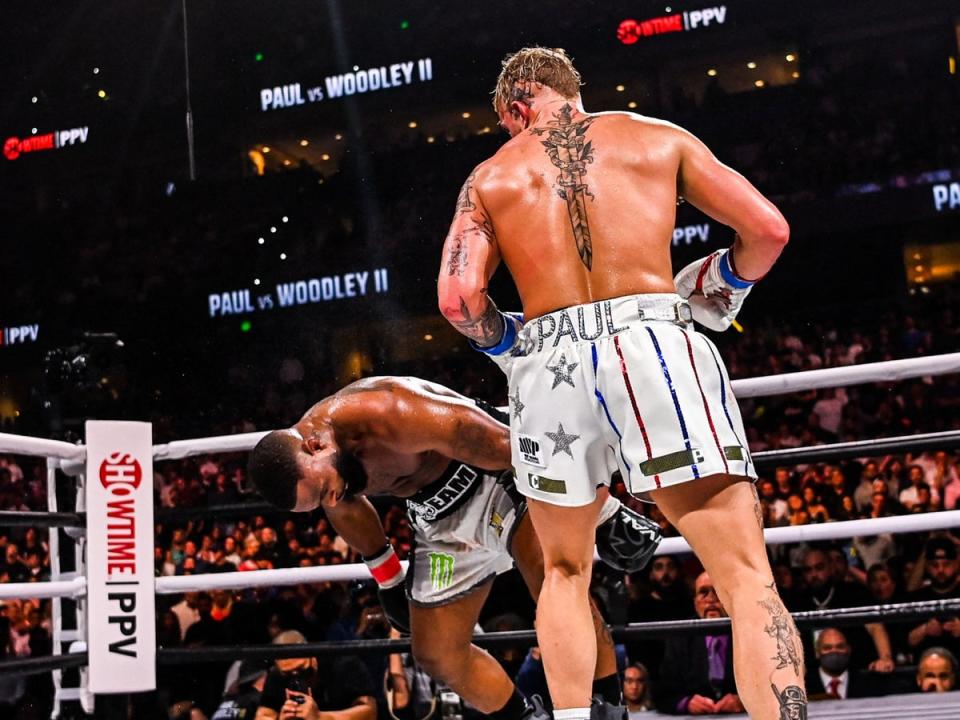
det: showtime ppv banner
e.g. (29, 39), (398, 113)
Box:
(85, 421), (156, 693)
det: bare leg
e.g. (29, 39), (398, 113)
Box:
(651, 474), (807, 719)
(525, 494), (605, 710)
(511, 511), (618, 680)
(410, 580), (514, 713)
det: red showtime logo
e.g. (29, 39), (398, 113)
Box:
(99, 453), (143, 495)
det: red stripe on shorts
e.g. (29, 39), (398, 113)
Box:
(614, 335), (660, 488)
(682, 330), (728, 474)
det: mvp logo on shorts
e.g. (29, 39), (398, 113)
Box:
(518, 435), (544, 466)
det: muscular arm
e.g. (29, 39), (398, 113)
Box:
(437, 165), (504, 347)
(323, 496), (390, 557)
(677, 130), (789, 280)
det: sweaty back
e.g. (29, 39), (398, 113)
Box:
(479, 106), (682, 319)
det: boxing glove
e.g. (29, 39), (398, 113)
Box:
(596, 503), (662, 574)
(363, 544), (410, 633)
(673, 248), (755, 331)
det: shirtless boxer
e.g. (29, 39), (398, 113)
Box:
(437, 47), (805, 719)
(247, 376), (661, 720)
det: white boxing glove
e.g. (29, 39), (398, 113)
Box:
(674, 248), (755, 331)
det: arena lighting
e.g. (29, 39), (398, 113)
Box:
(93, 67), (100, 74)
(279, 253), (287, 260)
(270, 226), (277, 233)
(408, 121), (418, 128)
(423, 334), (433, 341)
(257, 238), (265, 245)
(786, 53), (796, 62)
(427, 136), (435, 143)
(707, 68), (717, 76)
(627, 101), (638, 108)
(282, 159), (291, 166)
(462, 111), (471, 119)
(97, 89), (107, 98)
(747, 61), (757, 69)
(254, 52), (264, 62)
(400, 20), (410, 30)
(253, 279), (261, 286)
(335, 133), (343, 140)
(31, 128), (37, 135)
(262, 146), (270, 153)
(755, 79), (765, 87)
(282, 216), (289, 223)
(31, 96), (37, 103)
(240, 321), (252, 332)
(616, 84), (625, 91)
(299, 139), (308, 146)
(321, 153), (330, 160)
(792, 71), (800, 79)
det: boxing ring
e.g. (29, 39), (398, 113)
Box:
(1, 352), (960, 718)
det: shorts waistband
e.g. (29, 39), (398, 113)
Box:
(521, 294), (692, 351)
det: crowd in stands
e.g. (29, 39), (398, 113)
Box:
(2, 305), (959, 718)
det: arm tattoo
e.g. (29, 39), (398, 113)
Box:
(759, 596), (804, 677)
(770, 684), (807, 719)
(445, 233), (469, 277)
(451, 295), (504, 347)
(455, 170), (478, 214)
(530, 103), (597, 269)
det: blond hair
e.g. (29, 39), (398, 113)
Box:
(492, 47), (582, 112)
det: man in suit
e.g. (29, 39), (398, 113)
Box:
(806, 627), (884, 700)
(656, 571), (744, 715)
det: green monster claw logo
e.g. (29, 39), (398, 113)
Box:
(428, 552), (455, 591)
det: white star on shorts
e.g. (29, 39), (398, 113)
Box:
(546, 354), (579, 389)
(510, 388), (525, 421)
(545, 422), (581, 458)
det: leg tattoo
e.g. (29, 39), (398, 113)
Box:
(771, 684), (807, 719)
(759, 596), (803, 677)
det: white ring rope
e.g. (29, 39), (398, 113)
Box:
(729, 352), (960, 398)
(4, 510), (959, 600)
(0, 351), (958, 603)
(150, 352), (960, 460)
(0, 433), (84, 462)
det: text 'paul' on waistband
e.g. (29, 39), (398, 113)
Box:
(521, 294), (691, 351)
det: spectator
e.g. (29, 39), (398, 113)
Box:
(866, 563), (911, 663)
(900, 466), (940, 511)
(626, 556), (692, 682)
(806, 628), (881, 699)
(211, 659), (269, 720)
(790, 548), (895, 672)
(854, 461), (882, 512)
(906, 538), (960, 661)
(915, 647), (958, 693)
(256, 629), (376, 720)
(655, 571), (743, 715)
(757, 479), (789, 526)
(623, 663), (655, 716)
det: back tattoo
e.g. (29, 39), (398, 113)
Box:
(531, 103), (597, 270)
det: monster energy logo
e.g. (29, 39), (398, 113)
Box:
(428, 552), (455, 591)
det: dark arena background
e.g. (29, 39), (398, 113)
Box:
(0, 1), (959, 718)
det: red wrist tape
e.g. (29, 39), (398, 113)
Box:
(365, 545), (404, 588)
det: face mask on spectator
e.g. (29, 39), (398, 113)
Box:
(819, 651), (850, 674)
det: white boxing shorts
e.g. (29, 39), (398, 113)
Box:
(509, 293), (756, 506)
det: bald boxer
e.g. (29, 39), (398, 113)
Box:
(437, 47), (803, 720)
(248, 376), (660, 720)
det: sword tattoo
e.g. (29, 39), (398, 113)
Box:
(531, 104), (597, 270)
